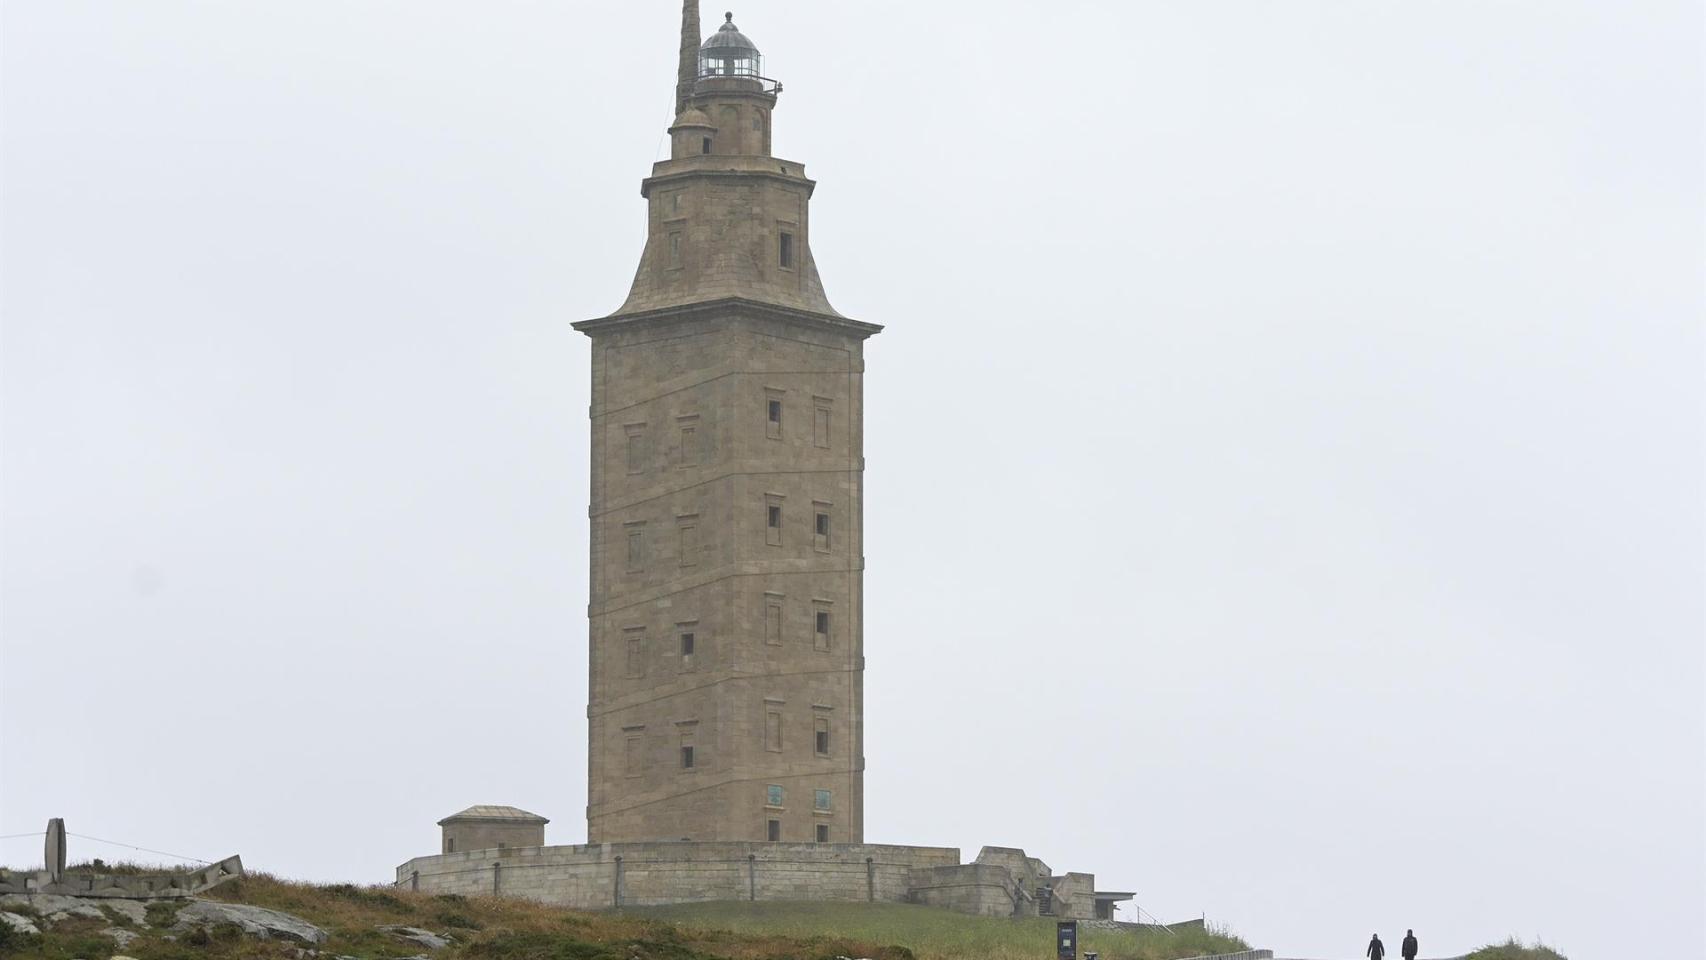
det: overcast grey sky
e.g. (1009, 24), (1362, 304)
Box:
(2, 2), (1702, 958)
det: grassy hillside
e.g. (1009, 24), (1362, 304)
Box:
(1464, 939), (1568, 960)
(0, 872), (1248, 960)
(630, 901), (1246, 960)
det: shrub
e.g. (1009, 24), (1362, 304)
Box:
(1467, 938), (1567, 960)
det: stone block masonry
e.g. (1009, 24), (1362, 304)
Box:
(395, 839), (1120, 922)
(397, 841), (956, 909)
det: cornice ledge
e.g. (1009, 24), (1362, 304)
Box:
(575, 297), (883, 339)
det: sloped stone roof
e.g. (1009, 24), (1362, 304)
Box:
(437, 805), (549, 825)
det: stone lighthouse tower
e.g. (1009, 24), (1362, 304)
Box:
(573, 3), (881, 845)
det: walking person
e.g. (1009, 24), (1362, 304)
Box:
(1367, 933), (1386, 960)
(1402, 930), (1418, 960)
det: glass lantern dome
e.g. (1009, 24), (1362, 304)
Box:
(699, 12), (763, 79)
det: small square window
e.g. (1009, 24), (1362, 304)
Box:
(680, 631), (695, 656)
(814, 789), (831, 811)
(815, 824), (829, 843)
(681, 745), (695, 769)
(767, 819), (781, 842)
(767, 784), (784, 806)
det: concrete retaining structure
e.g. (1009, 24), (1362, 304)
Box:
(0, 856), (244, 899)
(397, 841), (959, 909)
(395, 839), (1121, 921)
(906, 863), (1017, 918)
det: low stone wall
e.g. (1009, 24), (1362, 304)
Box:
(907, 863), (1017, 918)
(396, 842), (960, 910)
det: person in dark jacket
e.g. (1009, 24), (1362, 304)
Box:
(1402, 930), (1418, 960)
(1367, 934), (1386, 960)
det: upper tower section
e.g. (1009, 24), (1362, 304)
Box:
(601, 2), (847, 321)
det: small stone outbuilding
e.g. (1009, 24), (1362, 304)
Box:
(438, 806), (547, 855)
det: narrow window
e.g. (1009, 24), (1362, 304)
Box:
(814, 789), (832, 812)
(764, 595), (784, 645)
(625, 424), (647, 475)
(681, 744), (695, 769)
(701, 136), (712, 154)
(765, 710), (783, 752)
(778, 232), (794, 269)
(765, 496), (783, 547)
(765, 390), (784, 440)
(680, 630), (695, 656)
(814, 607), (831, 651)
(625, 630), (645, 678)
(678, 516), (699, 567)
(668, 232), (683, 268)
(814, 509), (831, 552)
(766, 784), (784, 806)
(814, 717), (831, 757)
(677, 415), (700, 467)
(813, 400), (831, 449)
(625, 735), (643, 778)
(767, 819), (781, 842)
(625, 523), (646, 572)
(815, 824), (829, 843)
(446, 837), (456, 853)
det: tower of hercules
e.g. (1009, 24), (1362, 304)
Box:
(573, 2), (881, 845)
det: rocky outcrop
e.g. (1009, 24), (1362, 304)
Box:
(378, 924), (452, 950)
(1, 911), (40, 935)
(171, 900), (328, 944)
(104, 926), (140, 947)
(0, 893), (107, 922)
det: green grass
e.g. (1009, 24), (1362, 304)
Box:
(1465, 938), (1568, 960)
(627, 900), (1250, 960)
(0, 873), (1253, 960)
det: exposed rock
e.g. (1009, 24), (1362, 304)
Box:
(104, 926), (139, 947)
(1, 911), (40, 935)
(378, 924), (452, 950)
(0, 893), (106, 922)
(172, 900), (328, 944)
